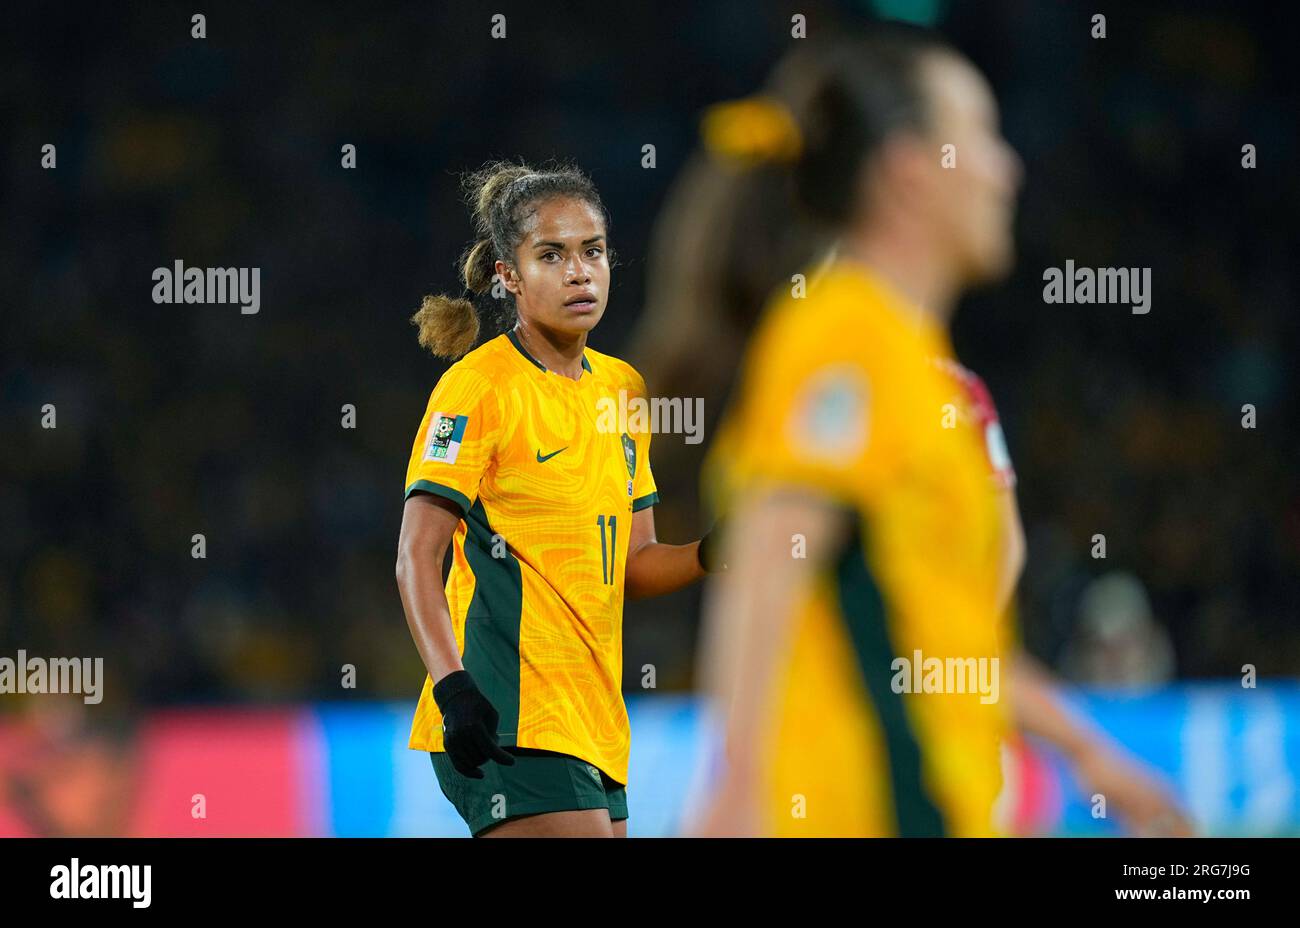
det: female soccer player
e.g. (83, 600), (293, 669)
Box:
(637, 27), (1190, 836)
(683, 27), (1024, 837)
(394, 162), (720, 837)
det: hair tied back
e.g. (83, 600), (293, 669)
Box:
(701, 95), (803, 166)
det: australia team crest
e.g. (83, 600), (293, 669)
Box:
(621, 432), (636, 479)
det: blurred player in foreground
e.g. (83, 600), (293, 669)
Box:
(395, 162), (721, 837)
(696, 27), (1020, 836)
(639, 25), (1190, 835)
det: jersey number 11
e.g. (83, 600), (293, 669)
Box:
(596, 515), (618, 585)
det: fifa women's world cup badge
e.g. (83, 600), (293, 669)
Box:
(424, 413), (468, 464)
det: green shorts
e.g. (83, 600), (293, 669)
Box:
(430, 748), (628, 836)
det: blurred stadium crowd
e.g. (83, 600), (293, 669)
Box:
(1, 1), (1295, 720)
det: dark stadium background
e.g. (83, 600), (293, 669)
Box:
(1, 1), (1296, 836)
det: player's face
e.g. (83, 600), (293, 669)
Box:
(922, 52), (1022, 284)
(501, 197), (610, 339)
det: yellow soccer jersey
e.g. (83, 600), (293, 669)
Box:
(404, 330), (658, 786)
(706, 261), (1012, 836)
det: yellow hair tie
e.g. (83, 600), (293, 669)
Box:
(701, 95), (802, 165)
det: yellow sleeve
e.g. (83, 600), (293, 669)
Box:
(403, 366), (501, 517)
(724, 337), (898, 513)
(613, 363), (660, 509)
(631, 400), (660, 512)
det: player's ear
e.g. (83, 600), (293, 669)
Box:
(494, 259), (520, 295)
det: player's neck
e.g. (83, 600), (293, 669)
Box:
(513, 320), (587, 380)
(838, 226), (958, 327)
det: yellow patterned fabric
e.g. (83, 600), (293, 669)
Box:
(404, 331), (658, 785)
(706, 261), (1012, 835)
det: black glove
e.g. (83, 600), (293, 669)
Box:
(433, 670), (516, 779)
(697, 521), (728, 573)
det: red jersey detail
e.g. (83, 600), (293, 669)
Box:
(932, 358), (1016, 489)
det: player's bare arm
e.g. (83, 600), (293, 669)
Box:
(395, 493), (465, 685)
(994, 477), (1192, 835)
(692, 490), (849, 836)
(623, 506), (707, 600)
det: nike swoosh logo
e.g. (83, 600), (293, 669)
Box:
(536, 447), (568, 463)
